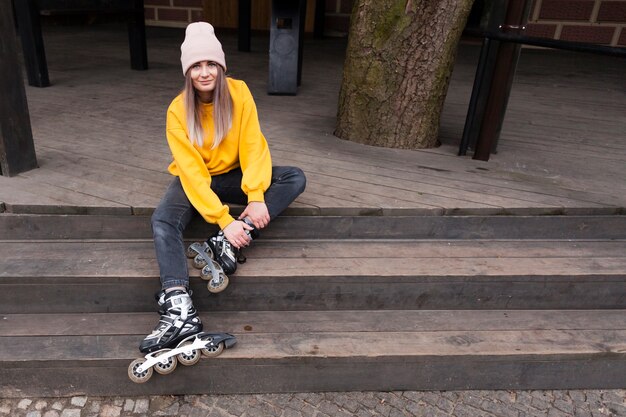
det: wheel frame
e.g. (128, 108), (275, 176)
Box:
(128, 358), (153, 383)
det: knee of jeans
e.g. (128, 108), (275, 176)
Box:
(151, 211), (179, 239)
(289, 167), (307, 195)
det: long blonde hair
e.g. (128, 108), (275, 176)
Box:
(183, 65), (233, 149)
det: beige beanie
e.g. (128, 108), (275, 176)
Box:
(180, 22), (226, 75)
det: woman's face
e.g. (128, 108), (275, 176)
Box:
(190, 61), (219, 101)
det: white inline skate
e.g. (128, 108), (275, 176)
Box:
(128, 289), (236, 383)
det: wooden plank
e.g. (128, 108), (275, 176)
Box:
(2, 239), (626, 278)
(2, 213), (626, 240)
(1, 330), (625, 362)
(2, 273), (625, 313)
(3, 239), (626, 260)
(1, 355), (625, 397)
(2, 310), (625, 337)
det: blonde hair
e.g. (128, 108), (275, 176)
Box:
(183, 64), (233, 149)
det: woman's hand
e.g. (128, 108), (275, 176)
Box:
(239, 201), (270, 229)
(223, 220), (254, 249)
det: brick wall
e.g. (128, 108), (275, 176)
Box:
(527, 0), (626, 46)
(144, 0), (204, 27)
(145, 0), (625, 46)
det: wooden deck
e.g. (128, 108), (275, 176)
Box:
(1, 23), (625, 215)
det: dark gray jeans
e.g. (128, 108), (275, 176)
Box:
(151, 166), (306, 289)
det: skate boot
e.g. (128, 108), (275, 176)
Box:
(128, 289), (237, 383)
(186, 240), (230, 293)
(206, 217), (259, 275)
(139, 289), (202, 354)
(186, 218), (258, 292)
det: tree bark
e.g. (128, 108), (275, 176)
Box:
(335, 0), (475, 149)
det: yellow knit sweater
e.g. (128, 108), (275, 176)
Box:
(166, 78), (272, 229)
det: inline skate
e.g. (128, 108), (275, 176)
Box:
(128, 289), (236, 383)
(186, 218), (258, 292)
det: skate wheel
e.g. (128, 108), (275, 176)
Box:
(128, 358), (153, 383)
(153, 350), (178, 375)
(185, 243), (199, 258)
(207, 273), (229, 294)
(193, 253), (208, 269)
(201, 340), (225, 358)
(177, 341), (201, 366)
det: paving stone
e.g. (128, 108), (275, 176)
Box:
(18, 399), (33, 410)
(196, 396), (216, 409)
(480, 399), (518, 417)
(123, 399), (135, 412)
(70, 397), (87, 407)
(51, 402), (64, 411)
(133, 399), (150, 414)
(604, 402), (626, 416)
(553, 398), (575, 414)
(154, 403), (179, 416)
(574, 407), (593, 417)
(42, 412), (59, 417)
(188, 407), (211, 417)
(547, 408), (571, 417)
(26, 412), (41, 417)
(0, 402), (11, 415)
(452, 403), (494, 417)
(59, 410), (80, 417)
(601, 392), (625, 405)
(99, 404), (122, 417)
(150, 397), (178, 413)
(87, 400), (101, 414)
(34, 401), (47, 411)
(570, 391), (588, 402)
(530, 397), (551, 411)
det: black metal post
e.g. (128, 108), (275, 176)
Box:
(459, 0), (508, 156)
(13, 0), (50, 87)
(238, 0), (251, 52)
(0, 0), (38, 176)
(128, 0), (148, 70)
(313, 0), (325, 39)
(473, 0), (532, 161)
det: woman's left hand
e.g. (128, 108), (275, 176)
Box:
(239, 201), (270, 229)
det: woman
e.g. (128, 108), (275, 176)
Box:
(140, 22), (306, 354)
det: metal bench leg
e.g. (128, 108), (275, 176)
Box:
(13, 0), (50, 87)
(128, 0), (148, 70)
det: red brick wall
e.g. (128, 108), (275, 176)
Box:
(145, 0), (624, 45)
(527, 0), (625, 46)
(144, 0), (203, 28)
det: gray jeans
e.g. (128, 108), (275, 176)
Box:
(151, 166), (306, 289)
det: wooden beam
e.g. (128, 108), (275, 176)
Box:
(0, 0), (38, 176)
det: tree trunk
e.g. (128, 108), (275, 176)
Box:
(335, 0), (475, 149)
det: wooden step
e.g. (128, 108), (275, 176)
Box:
(1, 310), (624, 397)
(1, 239), (625, 313)
(2, 213), (625, 240)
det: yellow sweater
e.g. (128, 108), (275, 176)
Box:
(166, 78), (272, 229)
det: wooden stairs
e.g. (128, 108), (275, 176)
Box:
(0, 212), (625, 397)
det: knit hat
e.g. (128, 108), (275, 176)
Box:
(180, 22), (226, 75)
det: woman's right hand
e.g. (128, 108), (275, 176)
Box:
(223, 220), (254, 249)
